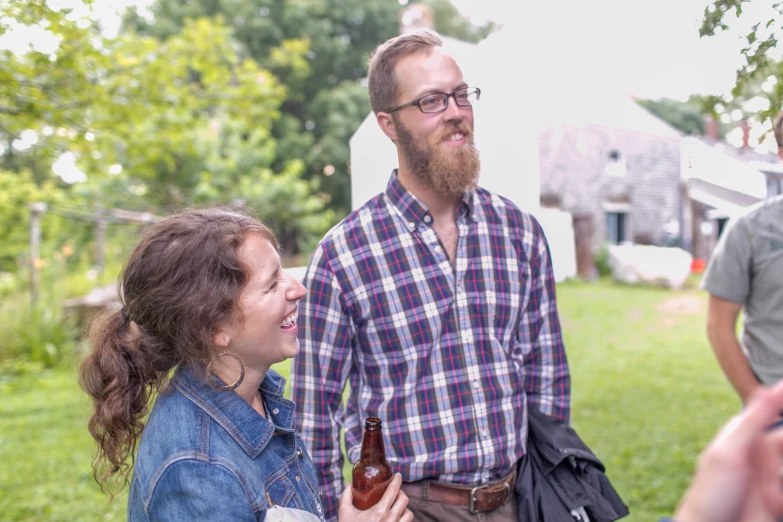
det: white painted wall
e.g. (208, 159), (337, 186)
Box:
(537, 208), (578, 283)
(681, 136), (768, 200)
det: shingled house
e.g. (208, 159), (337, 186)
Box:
(538, 94), (683, 276)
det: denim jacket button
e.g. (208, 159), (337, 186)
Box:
(297, 448), (304, 458)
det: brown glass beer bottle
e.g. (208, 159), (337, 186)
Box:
(352, 417), (393, 510)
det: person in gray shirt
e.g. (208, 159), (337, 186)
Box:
(701, 113), (783, 403)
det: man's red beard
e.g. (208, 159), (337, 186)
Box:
(394, 118), (481, 198)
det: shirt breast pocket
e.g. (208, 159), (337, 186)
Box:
(355, 278), (445, 355)
(265, 469), (302, 511)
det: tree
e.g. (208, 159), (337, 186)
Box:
(124, 0), (496, 216)
(700, 1), (783, 127)
(636, 96), (734, 138)
(78, 16), (288, 207)
(0, 169), (70, 271)
(1, 1), (334, 256)
(0, 0), (111, 184)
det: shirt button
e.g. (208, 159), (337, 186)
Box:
(407, 222), (415, 230)
(423, 215), (432, 223)
(472, 381), (480, 389)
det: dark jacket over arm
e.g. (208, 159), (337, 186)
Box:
(516, 408), (629, 522)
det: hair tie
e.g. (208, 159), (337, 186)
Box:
(120, 307), (131, 324)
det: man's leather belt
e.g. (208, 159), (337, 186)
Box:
(426, 470), (516, 514)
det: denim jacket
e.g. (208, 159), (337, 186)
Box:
(128, 367), (325, 521)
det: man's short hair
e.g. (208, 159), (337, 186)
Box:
(367, 30), (443, 114)
(774, 112), (783, 150)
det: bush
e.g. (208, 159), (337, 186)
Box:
(594, 243), (612, 277)
(0, 300), (80, 368)
(0, 263), (81, 368)
(0, 169), (73, 272)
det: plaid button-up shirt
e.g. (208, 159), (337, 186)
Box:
(292, 172), (570, 521)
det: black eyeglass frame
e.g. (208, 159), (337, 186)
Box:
(386, 87), (481, 114)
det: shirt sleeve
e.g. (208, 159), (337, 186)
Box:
(517, 216), (571, 423)
(145, 460), (257, 521)
(291, 244), (353, 522)
(701, 216), (752, 304)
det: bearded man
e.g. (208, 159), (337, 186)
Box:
(291, 30), (571, 522)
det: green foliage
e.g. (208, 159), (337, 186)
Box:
(0, 268), (80, 368)
(636, 95), (740, 139)
(79, 16), (288, 208)
(0, 169), (70, 271)
(195, 156), (335, 257)
(699, 1), (783, 128)
(637, 97), (708, 136)
(593, 243), (612, 277)
(125, 0), (496, 216)
(423, 0), (498, 43)
(0, 0), (109, 183)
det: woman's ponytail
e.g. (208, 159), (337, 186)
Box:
(79, 309), (161, 492)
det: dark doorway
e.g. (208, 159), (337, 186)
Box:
(572, 214), (596, 279)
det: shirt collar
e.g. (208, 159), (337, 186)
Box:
(174, 366), (295, 459)
(385, 170), (479, 226)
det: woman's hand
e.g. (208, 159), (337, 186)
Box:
(337, 473), (413, 522)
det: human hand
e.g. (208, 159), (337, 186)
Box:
(674, 381), (783, 522)
(337, 473), (413, 522)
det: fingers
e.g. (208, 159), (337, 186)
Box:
(374, 473), (403, 512)
(388, 483), (409, 519)
(749, 383), (783, 430)
(400, 508), (414, 522)
(714, 384), (783, 451)
(756, 430), (783, 515)
(339, 483), (353, 509)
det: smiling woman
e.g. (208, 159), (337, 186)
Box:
(77, 207), (413, 522)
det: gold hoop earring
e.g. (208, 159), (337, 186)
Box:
(205, 352), (245, 391)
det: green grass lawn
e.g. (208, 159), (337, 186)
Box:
(0, 279), (737, 521)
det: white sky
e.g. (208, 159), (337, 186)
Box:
(4, 0), (768, 102)
(3, 0), (780, 181)
(450, 0), (773, 101)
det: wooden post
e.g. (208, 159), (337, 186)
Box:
(95, 205), (106, 274)
(29, 202), (47, 307)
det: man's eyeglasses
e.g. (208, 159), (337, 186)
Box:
(386, 87), (481, 114)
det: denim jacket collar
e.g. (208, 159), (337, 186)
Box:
(173, 366), (296, 459)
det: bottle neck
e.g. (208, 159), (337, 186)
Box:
(360, 428), (386, 463)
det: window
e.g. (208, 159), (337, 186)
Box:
(767, 176), (781, 197)
(606, 212), (627, 244)
(716, 218), (729, 239)
(605, 149), (626, 178)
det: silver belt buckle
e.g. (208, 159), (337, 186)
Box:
(469, 485), (482, 514)
(469, 481), (511, 514)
